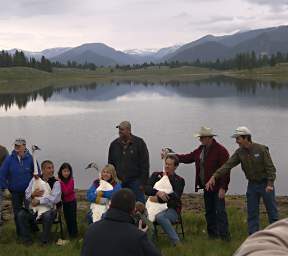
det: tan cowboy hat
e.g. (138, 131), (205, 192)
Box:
(194, 126), (217, 138)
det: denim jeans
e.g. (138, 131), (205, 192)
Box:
(246, 181), (278, 235)
(204, 190), (230, 239)
(10, 191), (29, 237)
(155, 208), (179, 244)
(122, 179), (145, 203)
(17, 208), (56, 243)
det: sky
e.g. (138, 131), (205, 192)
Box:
(0, 0), (288, 52)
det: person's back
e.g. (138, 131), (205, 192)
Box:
(81, 188), (161, 256)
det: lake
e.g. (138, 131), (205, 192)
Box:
(0, 76), (288, 194)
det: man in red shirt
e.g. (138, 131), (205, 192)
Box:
(170, 127), (231, 240)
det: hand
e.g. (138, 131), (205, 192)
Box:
(31, 198), (40, 207)
(161, 148), (169, 160)
(149, 196), (158, 203)
(218, 188), (226, 199)
(156, 191), (169, 202)
(265, 185), (274, 193)
(32, 189), (44, 198)
(205, 176), (216, 191)
(138, 220), (148, 232)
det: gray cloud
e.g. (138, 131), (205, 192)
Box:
(244, 0), (288, 11)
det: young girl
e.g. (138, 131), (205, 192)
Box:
(86, 164), (122, 224)
(58, 162), (78, 238)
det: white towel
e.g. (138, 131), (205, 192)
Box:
(90, 180), (113, 222)
(146, 175), (173, 222)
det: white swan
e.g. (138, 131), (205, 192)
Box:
(30, 145), (51, 219)
(146, 174), (173, 222)
(90, 180), (113, 222)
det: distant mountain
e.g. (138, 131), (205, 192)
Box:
(40, 47), (71, 59)
(167, 25), (288, 62)
(3, 25), (288, 66)
(124, 44), (182, 63)
(51, 43), (136, 66)
(5, 47), (71, 61)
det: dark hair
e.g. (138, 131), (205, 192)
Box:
(41, 160), (54, 170)
(110, 188), (136, 214)
(165, 154), (179, 167)
(239, 135), (252, 142)
(58, 162), (73, 183)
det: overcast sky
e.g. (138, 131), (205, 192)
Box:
(0, 0), (287, 51)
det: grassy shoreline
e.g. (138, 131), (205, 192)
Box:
(1, 65), (288, 93)
(1, 192), (288, 256)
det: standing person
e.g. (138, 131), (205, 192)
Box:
(81, 188), (161, 256)
(145, 155), (185, 246)
(58, 162), (78, 238)
(108, 121), (149, 203)
(206, 126), (278, 235)
(0, 138), (38, 238)
(0, 144), (8, 225)
(169, 127), (231, 240)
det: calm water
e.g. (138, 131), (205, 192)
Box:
(1, 77), (288, 194)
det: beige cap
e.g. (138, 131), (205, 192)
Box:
(14, 138), (26, 146)
(194, 127), (217, 138)
(116, 121), (131, 129)
(231, 126), (251, 138)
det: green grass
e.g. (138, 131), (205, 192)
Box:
(0, 207), (271, 256)
(1, 64), (288, 94)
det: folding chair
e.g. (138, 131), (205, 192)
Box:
(153, 212), (185, 241)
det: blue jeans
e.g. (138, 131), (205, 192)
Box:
(204, 190), (230, 239)
(17, 208), (56, 243)
(122, 179), (145, 203)
(246, 181), (278, 235)
(155, 208), (179, 244)
(10, 192), (29, 237)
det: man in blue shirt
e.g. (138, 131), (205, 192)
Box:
(0, 138), (37, 237)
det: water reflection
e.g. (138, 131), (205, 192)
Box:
(1, 76), (288, 111)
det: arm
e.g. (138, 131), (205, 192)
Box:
(139, 139), (150, 185)
(25, 179), (34, 202)
(39, 181), (61, 208)
(213, 151), (240, 180)
(102, 183), (122, 199)
(263, 147), (276, 187)
(144, 173), (159, 196)
(86, 184), (97, 202)
(108, 143), (115, 166)
(177, 150), (196, 164)
(217, 147), (231, 191)
(167, 177), (185, 202)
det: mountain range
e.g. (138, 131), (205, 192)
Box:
(3, 25), (288, 66)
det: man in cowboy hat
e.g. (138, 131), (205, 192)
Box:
(206, 126), (278, 235)
(163, 126), (231, 240)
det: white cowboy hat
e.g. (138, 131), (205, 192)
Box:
(231, 126), (251, 138)
(194, 127), (217, 138)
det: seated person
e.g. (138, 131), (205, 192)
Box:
(81, 188), (161, 256)
(145, 155), (185, 246)
(86, 164), (121, 223)
(17, 160), (61, 245)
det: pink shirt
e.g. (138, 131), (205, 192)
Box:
(60, 178), (76, 202)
